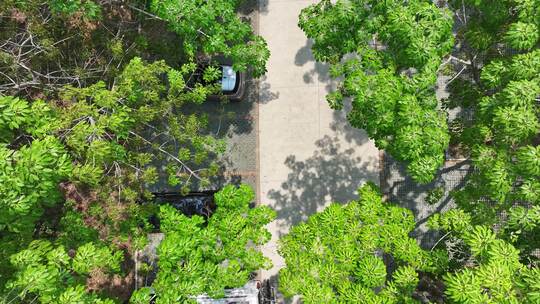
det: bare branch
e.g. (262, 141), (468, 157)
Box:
(126, 4), (164, 21)
(128, 131), (202, 181)
(431, 231), (451, 251)
(446, 65), (468, 85)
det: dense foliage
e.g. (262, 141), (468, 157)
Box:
(150, 0), (270, 77)
(0, 56), (231, 300)
(0, 104), (71, 234)
(0, 0), (271, 301)
(131, 184), (275, 303)
(299, 0), (539, 293)
(56, 56), (225, 190)
(1, 0), (539, 301)
(0, 0), (269, 96)
(279, 183), (438, 303)
(298, 0), (454, 183)
(0, 96), (73, 284)
(444, 0), (540, 258)
(430, 209), (540, 303)
(1, 240), (121, 303)
(280, 186), (540, 303)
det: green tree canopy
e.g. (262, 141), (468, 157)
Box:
(0, 99), (72, 234)
(0, 96), (73, 282)
(298, 0), (454, 183)
(430, 209), (540, 303)
(131, 184), (275, 303)
(0, 0), (268, 301)
(300, 0), (540, 265)
(1, 240), (121, 303)
(150, 0), (270, 77)
(0, 56), (228, 299)
(443, 0), (540, 257)
(278, 183), (438, 303)
(2, 57), (225, 194)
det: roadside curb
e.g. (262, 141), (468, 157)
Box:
(253, 0), (263, 284)
(254, 0), (261, 208)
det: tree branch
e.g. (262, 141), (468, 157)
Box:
(128, 131), (202, 181)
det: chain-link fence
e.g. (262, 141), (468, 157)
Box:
(380, 153), (472, 248)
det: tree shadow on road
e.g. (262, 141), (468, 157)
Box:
(293, 38), (374, 154)
(294, 39), (336, 91)
(327, 98), (371, 147)
(255, 0), (271, 15)
(267, 135), (378, 236)
(258, 76), (280, 104)
(294, 39), (368, 149)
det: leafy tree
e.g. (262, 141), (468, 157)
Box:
(0, 136), (71, 243)
(443, 0), (540, 254)
(47, 0), (100, 18)
(150, 0), (270, 77)
(298, 0), (454, 183)
(58, 57), (225, 190)
(3, 57), (224, 197)
(278, 183), (439, 303)
(0, 101), (71, 234)
(0, 0), (193, 97)
(0, 0), (267, 300)
(300, 0), (539, 263)
(501, 206), (540, 264)
(0, 96), (73, 281)
(0, 240), (121, 303)
(429, 210), (540, 303)
(131, 184), (275, 303)
(0, 57), (226, 297)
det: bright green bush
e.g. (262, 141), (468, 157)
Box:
(447, 0), (540, 256)
(430, 211), (540, 303)
(2, 240), (120, 303)
(0, 96), (72, 236)
(298, 0), (454, 183)
(278, 183), (434, 303)
(151, 0), (270, 77)
(132, 184), (275, 303)
(0, 57), (227, 298)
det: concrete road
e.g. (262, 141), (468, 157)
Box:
(257, 0), (380, 284)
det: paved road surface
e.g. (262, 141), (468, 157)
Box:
(257, 0), (380, 285)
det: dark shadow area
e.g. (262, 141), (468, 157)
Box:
(294, 39), (337, 92)
(262, 274), (295, 304)
(238, 0), (269, 22)
(210, 157), (256, 193)
(259, 76), (280, 104)
(328, 98), (371, 147)
(238, 0), (259, 15)
(180, 77), (257, 137)
(381, 154), (472, 248)
(268, 135), (378, 235)
(256, 0), (270, 15)
(148, 76), (259, 192)
(294, 40), (314, 67)
(206, 74), (275, 190)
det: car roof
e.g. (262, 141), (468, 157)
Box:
(221, 65), (237, 92)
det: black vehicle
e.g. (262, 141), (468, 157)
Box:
(149, 190), (218, 229)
